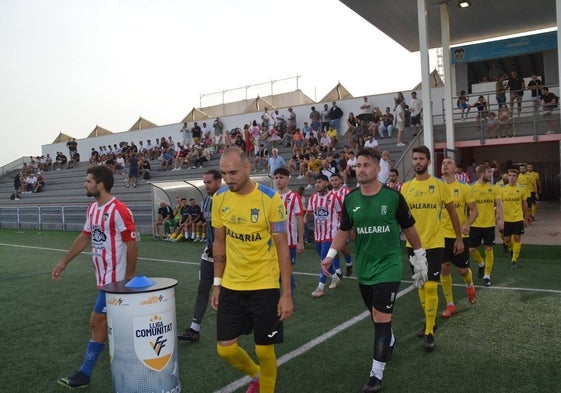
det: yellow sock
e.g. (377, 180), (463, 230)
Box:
(170, 233), (177, 239)
(440, 274), (454, 305)
(176, 233), (184, 241)
(462, 268), (473, 286)
(196, 232), (201, 238)
(484, 249), (494, 276)
(424, 281), (438, 335)
(531, 204), (537, 217)
(506, 239), (513, 250)
(418, 286), (426, 310)
(512, 240), (522, 261)
(470, 249), (483, 265)
(217, 343), (259, 378)
(255, 344), (277, 393)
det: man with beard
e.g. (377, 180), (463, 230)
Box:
(321, 148), (425, 393)
(400, 146), (463, 351)
(52, 166), (137, 388)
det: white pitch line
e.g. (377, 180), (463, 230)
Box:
(213, 285), (417, 393)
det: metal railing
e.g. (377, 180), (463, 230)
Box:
(0, 204), (154, 234)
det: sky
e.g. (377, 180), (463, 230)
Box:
(0, 0), (436, 166)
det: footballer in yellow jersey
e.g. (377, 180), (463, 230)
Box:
(438, 158), (479, 318)
(211, 147), (293, 393)
(499, 169), (531, 268)
(469, 165), (504, 287)
(518, 163), (538, 221)
(527, 164), (541, 218)
(400, 146), (464, 351)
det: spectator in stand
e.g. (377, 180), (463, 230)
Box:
(268, 148), (286, 176)
(67, 151), (81, 169)
(473, 96), (488, 126)
(455, 165), (469, 183)
(527, 75), (543, 114)
(89, 148), (100, 166)
(25, 172), (37, 192)
(126, 153), (139, 189)
(261, 107), (271, 128)
(357, 96), (372, 123)
(409, 91), (423, 136)
(352, 119), (369, 149)
(488, 62), (507, 82)
(180, 122), (191, 146)
(379, 107), (394, 139)
(342, 151), (357, 187)
(213, 117), (224, 136)
(363, 134), (379, 152)
(346, 112), (358, 145)
(508, 70), (525, 116)
(243, 124), (254, 157)
(497, 104), (513, 137)
(138, 157), (151, 180)
(269, 126), (282, 149)
(378, 150), (391, 184)
(66, 138), (78, 157)
(486, 112), (497, 139)
(191, 122), (202, 145)
(12, 171), (23, 200)
(395, 99), (406, 146)
(160, 148), (173, 171)
(329, 101), (344, 135)
(292, 128), (306, 153)
(304, 151), (323, 190)
(386, 168), (402, 191)
(254, 144), (269, 172)
(457, 90), (471, 120)
(495, 74), (508, 107)
(310, 106), (321, 133)
(467, 159), (477, 183)
(172, 143), (189, 171)
(321, 103), (330, 132)
(287, 107), (297, 132)
(538, 86), (558, 134)
(326, 125), (338, 150)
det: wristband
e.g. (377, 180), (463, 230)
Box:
(213, 277), (222, 286)
(326, 248), (338, 259)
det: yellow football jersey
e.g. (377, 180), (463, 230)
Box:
(212, 182), (287, 291)
(442, 180), (475, 238)
(401, 176), (452, 249)
(517, 172), (535, 193)
(500, 184), (530, 222)
(471, 181), (501, 228)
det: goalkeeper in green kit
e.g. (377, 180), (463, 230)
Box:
(321, 148), (426, 393)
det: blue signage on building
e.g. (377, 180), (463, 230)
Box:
(451, 31), (557, 64)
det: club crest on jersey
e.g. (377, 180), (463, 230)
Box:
(250, 208), (260, 223)
(103, 213), (109, 221)
(454, 189), (459, 197)
(380, 205), (388, 215)
(429, 185), (435, 194)
(92, 227), (107, 242)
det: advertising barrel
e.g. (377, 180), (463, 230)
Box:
(102, 277), (181, 393)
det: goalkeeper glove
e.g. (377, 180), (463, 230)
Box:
(409, 248), (428, 288)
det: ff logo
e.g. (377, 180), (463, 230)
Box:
(133, 313), (175, 371)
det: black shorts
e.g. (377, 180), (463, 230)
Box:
(411, 114), (421, 125)
(469, 227), (495, 247)
(527, 193), (536, 208)
(503, 221), (524, 237)
(408, 247), (443, 282)
(359, 282), (400, 314)
(217, 287), (283, 345)
(443, 238), (470, 268)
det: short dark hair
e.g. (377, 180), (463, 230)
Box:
(205, 169), (222, 180)
(412, 145), (431, 161)
(390, 168), (399, 176)
(87, 166), (114, 192)
(356, 148), (381, 163)
(316, 174), (329, 182)
(273, 167), (290, 177)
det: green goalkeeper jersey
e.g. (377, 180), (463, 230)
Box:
(340, 186), (415, 285)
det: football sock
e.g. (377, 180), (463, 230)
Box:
(484, 249), (494, 276)
(424, 281), (438, 335)
(255, 344), (276, 393)
(470, 249), (483, 264)
(79, 340), (104, 377)
(440, 274), (454, 305)
(531, 204), (537, 217)
(189, 322), (201, 332)
(512, 240), (522, 261)
(217, 342), (259, 379)
(506, 239), (513, 251)
(462, 268), (474, 286)
(170, 233), (177, 239)
(344, 255), (352, 264)
(176, 233), (184, 241)
(417, 286), (426, 310)
(373, 322), (392, 363)
(333, 257), (341, 271)
(317, 282), (325, 291)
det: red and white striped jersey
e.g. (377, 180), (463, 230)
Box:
(83, 197), (136, 289)
(279, 190), (304, 247)
(306, 192), (342, 242)
(330, 186), (351, 202)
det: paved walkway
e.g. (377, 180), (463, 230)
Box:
(522, 200), (561, 246)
